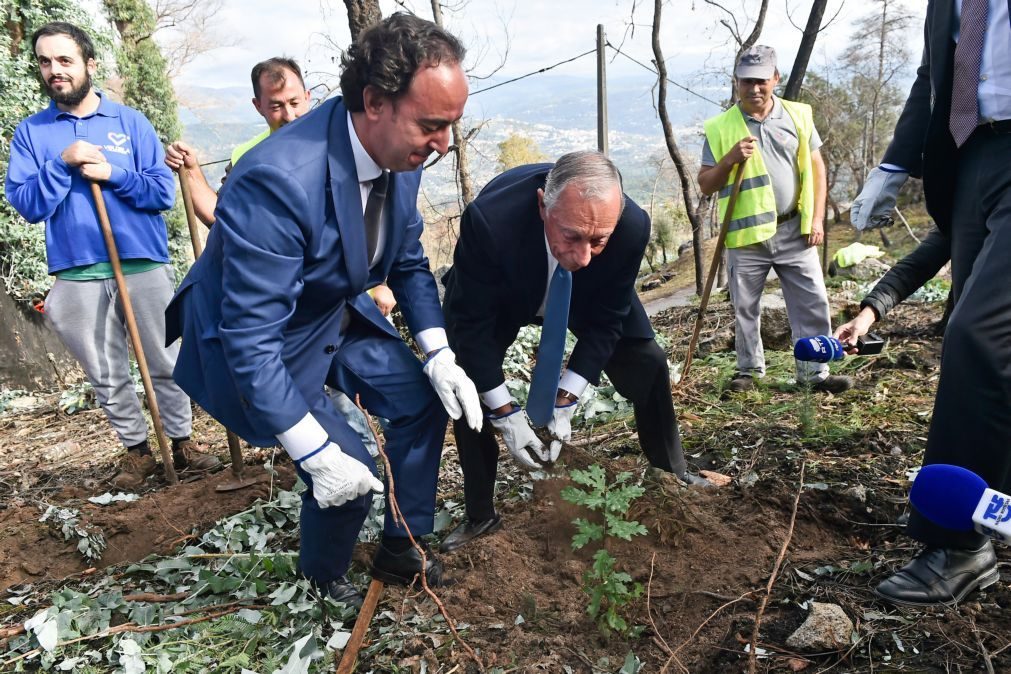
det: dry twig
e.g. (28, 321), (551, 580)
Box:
(353, 396), (484, 671)
(748, 460), (806, 674)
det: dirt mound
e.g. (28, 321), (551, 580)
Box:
(0, 465), (295, 593)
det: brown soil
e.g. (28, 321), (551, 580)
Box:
(1, 274), (1009, 671)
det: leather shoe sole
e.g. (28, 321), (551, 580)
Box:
(874, 542), (999, 607)
(440, 515), (503, 553)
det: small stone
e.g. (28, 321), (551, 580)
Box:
(846, 484), (868, 503)
(786, 602), (855, 652)
(890, 446), (903, 456)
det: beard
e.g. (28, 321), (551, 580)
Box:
(46, 72), (92, 107)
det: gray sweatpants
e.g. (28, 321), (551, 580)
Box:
(727, 216), (831, 383)
(45, 265), (192, 446)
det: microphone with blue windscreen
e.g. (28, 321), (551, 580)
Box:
(793, 335), (846, 363)
(794, 333), (885, 362)
(909, 464), (1011, 544)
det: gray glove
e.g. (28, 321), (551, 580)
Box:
(850, 167), (908, 231)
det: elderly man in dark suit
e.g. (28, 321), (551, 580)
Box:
(850, 0), (1011, 606)
(438, 151), (708, 552)
(164, 14), (482, 607)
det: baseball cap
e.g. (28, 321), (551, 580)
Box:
(735, 45), (777, 80)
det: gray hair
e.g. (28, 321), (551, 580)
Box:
(542, 150), (624, 212)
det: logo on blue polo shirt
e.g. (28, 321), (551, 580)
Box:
(104, 131), (131, 156)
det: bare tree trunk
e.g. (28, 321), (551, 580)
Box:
(869, 0), (889, 167)
(344, 0), (381, 39)
(783, 0), (828, 100)
(653, 0), (705, 294)
(708, 0), (769, 104)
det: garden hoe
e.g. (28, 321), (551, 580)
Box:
(89, 182), (178, 485)
(177, 171), (268, 492)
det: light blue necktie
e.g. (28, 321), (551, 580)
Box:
(527, 265), (572, 427)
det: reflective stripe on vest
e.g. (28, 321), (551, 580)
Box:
(703, 98), (816, 248)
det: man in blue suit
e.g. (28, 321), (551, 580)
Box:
(165, 13), (481, 607)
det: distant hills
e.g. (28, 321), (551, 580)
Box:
(176, 72), (723, 206)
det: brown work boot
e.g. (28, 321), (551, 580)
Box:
(810, 375), (854, 394)
(172, 439), (222, 472)
(111, 451), (157, 490)
(726, 373), (755, 392)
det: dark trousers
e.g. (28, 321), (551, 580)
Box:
(296, 318), (448, 583)
(906, 128), (1011, 548)
(454, 336), (687, 521)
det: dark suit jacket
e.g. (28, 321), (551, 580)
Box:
(165, 97), (444, 446)
(881, 0), (1011, 231)
(442, 163), (653, 394)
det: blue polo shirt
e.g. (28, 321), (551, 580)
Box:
(5, 92), (175, 275)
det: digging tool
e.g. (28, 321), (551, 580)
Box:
(89, 182), (178, 485)
(175, 170), (265, 492)
(335, 579), (386, 673)
(679, 157), (748, 385)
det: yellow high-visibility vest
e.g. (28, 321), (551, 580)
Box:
(703, 98), (815, 248)
(230, 128), (271, 167)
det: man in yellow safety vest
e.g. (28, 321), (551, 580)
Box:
(698, 45), (852, 394)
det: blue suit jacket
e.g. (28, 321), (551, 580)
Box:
(165, 97), (444, 446)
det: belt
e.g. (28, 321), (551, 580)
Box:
(977, 119), (1011, 136)
(777, 208), (799, 224)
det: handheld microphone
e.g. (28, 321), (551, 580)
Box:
(793, 335), (845, 362)
(794, 333), (886, 362)
(909, 464), (1011, 544)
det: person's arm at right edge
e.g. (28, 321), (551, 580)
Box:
(835, 229), (950, 350)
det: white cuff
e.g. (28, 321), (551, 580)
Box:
(415, 327), (448, 355)
(276, 412), (328, 460)
(559, 370), (589, 398)
(480, 384), (513, 411)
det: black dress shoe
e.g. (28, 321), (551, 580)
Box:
(372, 538), (449, 587)
(679, 472), (714, 488)
(874, 542), (999, 607)
(318, 575), (364, 610)
(440, 515), (503, 553)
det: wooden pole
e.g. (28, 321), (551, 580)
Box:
(679, 158), (748, 384)
(178, 169), (203, 259)
(176, 171), (255, 491)
(596, 24), (609, 155)
(89, 182), (178, 484)
(335, 579), (385, 674)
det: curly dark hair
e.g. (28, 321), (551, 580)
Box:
(339, 12), (465, 112)
(32, 22), (96, 62)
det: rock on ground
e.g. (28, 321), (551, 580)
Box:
(786, 602), (855, 652)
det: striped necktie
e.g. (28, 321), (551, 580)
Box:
(949, 0), (988, 148)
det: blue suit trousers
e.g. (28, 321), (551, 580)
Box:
(295, 317), (448, 583)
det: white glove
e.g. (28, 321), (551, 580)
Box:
(850, 167), (908, 231)
(546, 401), (578, 463)
(489, 407), (550, 470)
(423, 348), (483, 432)
(297, 442), (384, 509)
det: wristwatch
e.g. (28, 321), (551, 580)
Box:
(557, 389), (578, 404)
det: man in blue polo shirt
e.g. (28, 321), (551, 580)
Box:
(5, 21), (219, 489)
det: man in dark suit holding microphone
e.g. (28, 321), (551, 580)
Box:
(438, 151), (708, 553)
(850, 0), (1011, 606)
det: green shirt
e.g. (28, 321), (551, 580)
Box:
(57, 259), (164, 281)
